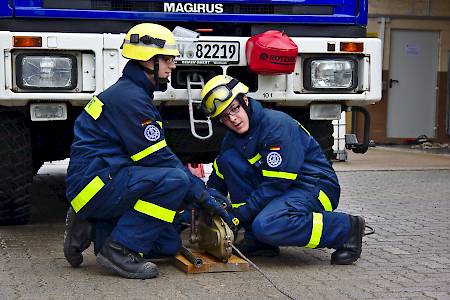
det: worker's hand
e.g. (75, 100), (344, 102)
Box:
(206, 188), (232, 211)
(196, 191), (232, 225)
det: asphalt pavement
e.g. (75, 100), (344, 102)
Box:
(1, 147), (449, 300)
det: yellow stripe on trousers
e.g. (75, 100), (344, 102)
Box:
(134, 199), (176, 223)
(305, 212), (323, 249)
(70, 176), (105, 213)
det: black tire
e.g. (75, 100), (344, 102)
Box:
(302, 120), (335, 161)
(0, 109), (33, 225)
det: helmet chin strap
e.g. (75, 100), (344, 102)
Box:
(154, 55), (170, 85)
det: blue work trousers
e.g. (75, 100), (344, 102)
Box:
(80, 166), (189, 256)
(217, 149), (351, 249)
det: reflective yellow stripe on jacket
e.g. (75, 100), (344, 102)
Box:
(213, 159), (224, 179)
(248, 153), (262, 165)
(134, 199), (176, 223)
(262, 170), (298, 180)
(131, 139), (167, 161)
(71, 176), (105, 213)
(305, 212), (323, 248)
(84, 96), (104, 120)
(294, 119), (311, 135)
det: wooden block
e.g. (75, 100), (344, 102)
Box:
(173, 249), (249, 274)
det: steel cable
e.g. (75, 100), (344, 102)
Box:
(230, 243), (298, 300)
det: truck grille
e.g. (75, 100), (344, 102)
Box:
(43, 1), (333, 15)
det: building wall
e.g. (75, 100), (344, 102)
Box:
(359, 0), (450, 144)
(370, 0), (450, 19)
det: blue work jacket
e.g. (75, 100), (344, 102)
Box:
(66, 60), (204, 214)
(208, 99), (339, 221)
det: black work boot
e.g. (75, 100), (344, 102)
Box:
(96, 237), (159, 279)
(235, 238), (280, 258)
(63, 207), (94, 267)
(331, 215), (365, 265)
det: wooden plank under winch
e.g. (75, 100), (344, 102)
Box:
(173, 248), (249, 274)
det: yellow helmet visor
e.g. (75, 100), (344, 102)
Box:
(202, 78), (239, 116)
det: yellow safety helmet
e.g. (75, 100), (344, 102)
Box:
(122, 23), (180, 61)
(201, 75), (249, 118)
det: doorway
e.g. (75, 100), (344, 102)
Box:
(448, 51), (450, 136)
(387, 30), (439, 138)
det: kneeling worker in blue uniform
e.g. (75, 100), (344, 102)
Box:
(201, 75), (365, 265)
(63, 24), (229, 279)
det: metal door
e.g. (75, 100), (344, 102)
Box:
(387, 30), (439, 138)
(448, 52), (450, 136)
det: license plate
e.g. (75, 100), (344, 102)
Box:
(176, 41), (239, 65)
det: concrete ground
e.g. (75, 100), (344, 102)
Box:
(1, 147), (450, 299)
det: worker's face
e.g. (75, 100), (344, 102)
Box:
(141, 55), (176, 83)
(157, 55), (176, 80)
(218, 97), (250, 134)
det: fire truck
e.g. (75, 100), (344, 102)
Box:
(0, 0), (381, 224)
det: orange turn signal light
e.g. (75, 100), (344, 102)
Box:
(340, 42), (363, 52)
(195, 28), (214, 33)
(13, 36), (42, 47)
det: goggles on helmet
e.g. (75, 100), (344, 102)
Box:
(202, 78), (239, 116)
(130, 34), (166, 48)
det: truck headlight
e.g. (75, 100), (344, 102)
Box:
(304, 58), (357, 91)
(16, 54), (77, 90)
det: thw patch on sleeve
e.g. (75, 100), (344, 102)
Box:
(144, 124), (160, 141)
(266, 152), (282, 168)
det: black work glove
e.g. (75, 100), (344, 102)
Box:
(206, 188), (232, 211)
(196, 191), (232, 226)
(207, 188), (244, 233)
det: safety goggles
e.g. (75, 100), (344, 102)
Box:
(218, 103), (241, 123)
(159, 55), (176, 64)
(203, 78), (239, 116)
(130, 34), (166, 48)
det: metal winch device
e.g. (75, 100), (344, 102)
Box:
(178, 210), (299, 300)
(191, 214), (234, 262)
(179, 209), (235, 267)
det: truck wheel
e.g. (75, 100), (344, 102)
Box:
(302, 120), (335, 161)
(0, 109), (33, 225)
